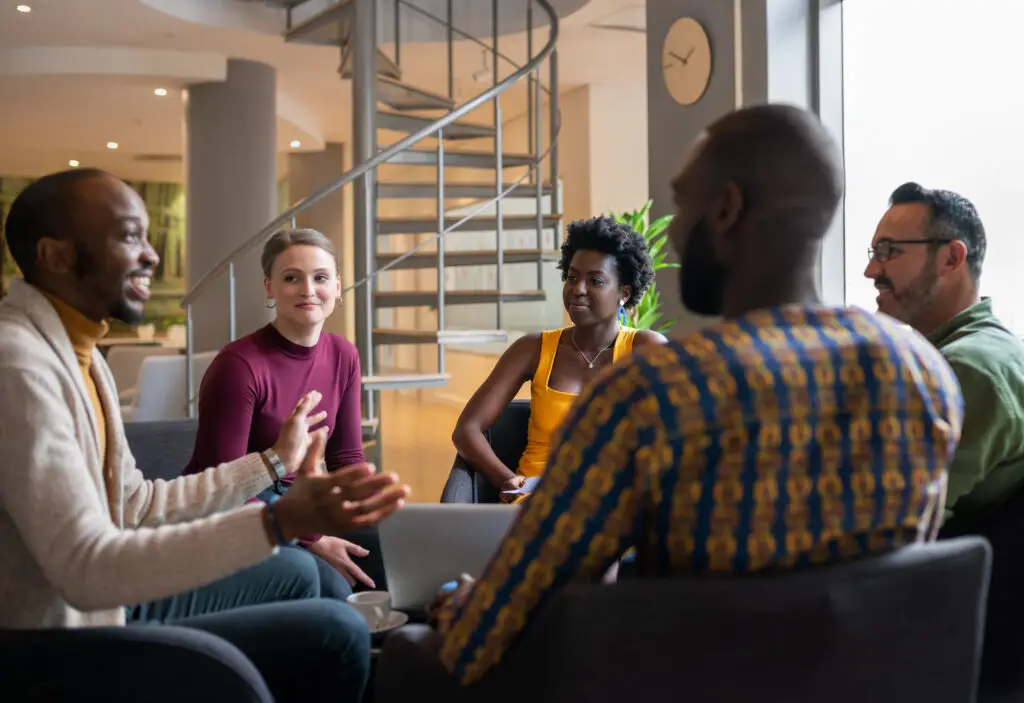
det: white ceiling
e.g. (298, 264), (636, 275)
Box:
(0, 0), (647, 182)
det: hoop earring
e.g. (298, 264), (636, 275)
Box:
(265, 298), (276, 309)
(618, 305), (628, 325)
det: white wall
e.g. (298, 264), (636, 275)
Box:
(844, 0), (1024, 332)
(587, 80), (650, 217)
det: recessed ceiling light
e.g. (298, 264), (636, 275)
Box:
(15, 5), (31, 13)
(290, 140), (301, 148)
(68, 159), (80, 168)
(106, 141), (119, 150)
(154, 88), (168, 97)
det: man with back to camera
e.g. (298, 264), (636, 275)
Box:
(865, 182), (1024, 534)
(0, 167), (410, 702)
(426, 104), (965, 685)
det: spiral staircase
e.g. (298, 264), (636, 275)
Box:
(180, 0), (562, 463)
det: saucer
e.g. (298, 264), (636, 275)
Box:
(371, 610), (409, 634)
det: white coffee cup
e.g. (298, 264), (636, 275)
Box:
(346, 591), (392, 631)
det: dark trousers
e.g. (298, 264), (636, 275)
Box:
(127, 547), (371, 703)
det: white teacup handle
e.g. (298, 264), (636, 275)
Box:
(372, 605), (386, 630)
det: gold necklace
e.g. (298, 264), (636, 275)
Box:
(571, 327), (618, 369)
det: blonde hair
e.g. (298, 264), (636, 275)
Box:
(261, 228), (339, 277)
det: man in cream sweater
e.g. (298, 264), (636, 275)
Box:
(0, 168), (409, 703)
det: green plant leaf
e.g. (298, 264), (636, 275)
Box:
(601, 200), (680, 333)
(647, 214), (673, 238)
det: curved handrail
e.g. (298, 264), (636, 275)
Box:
(181, 0), (559, 307)
(340, 105), (561, 297)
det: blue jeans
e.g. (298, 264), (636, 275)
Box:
(255, 484), (388, 597)
(127, 547), (371, 703)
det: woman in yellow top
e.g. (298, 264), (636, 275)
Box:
(452, 216), (667, 502)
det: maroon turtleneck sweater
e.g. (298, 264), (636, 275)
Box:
(183, 324), (364, 543)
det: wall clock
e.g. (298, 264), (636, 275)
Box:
(661, 17), (712, 106)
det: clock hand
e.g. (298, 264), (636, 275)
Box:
(683, 47), (695, 62)
(669, 50), (686, 64)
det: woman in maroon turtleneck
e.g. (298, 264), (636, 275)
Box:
(183, 228), (380, 598)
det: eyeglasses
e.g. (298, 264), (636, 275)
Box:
(867, 238), (955, 263)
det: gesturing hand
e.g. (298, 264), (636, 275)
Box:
(270, 391), (329, 475)
(274, 429), (411, 541)
(307, 536), (375, 588)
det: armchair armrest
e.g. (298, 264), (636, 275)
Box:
(376, 623), (536, 703)
(375, 624), (464, 702)
(442, 399), (529, 504)
(441, 455), (477, 503)
(0, 625), (272, 702)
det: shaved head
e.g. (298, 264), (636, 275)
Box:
(668, 103), (844, 318)
(688, 103), (843, 240)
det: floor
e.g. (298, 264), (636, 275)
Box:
(375, 390), (462, 502)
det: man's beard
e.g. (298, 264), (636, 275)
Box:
(109, 296), (145, 326)
(73, 246), (146, 325)
(680, 216), (728, 317)
(876, 263), (939, 330)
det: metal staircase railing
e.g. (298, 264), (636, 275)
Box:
(180, 0), (561, 456)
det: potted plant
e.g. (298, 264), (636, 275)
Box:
(136, 319), (156, 341)
(606, 200), (679, 332)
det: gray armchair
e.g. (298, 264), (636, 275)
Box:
(943, 485), (1024, 702)
(375, 537), (992, 703)
(441, 399), (530, 504)
(124, 418), (199, 481)
(0, 625), (272, 702)
(0, 419), (274, 702)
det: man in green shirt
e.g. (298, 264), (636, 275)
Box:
(864, 181), (1024, 533)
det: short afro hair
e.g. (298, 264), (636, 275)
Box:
(557, 216), (655, 308)
(4, 167), (112, 283)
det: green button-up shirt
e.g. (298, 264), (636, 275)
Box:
(929, 298), (1024, 533)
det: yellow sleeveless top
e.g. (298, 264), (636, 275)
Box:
(516, 326), (637, 478)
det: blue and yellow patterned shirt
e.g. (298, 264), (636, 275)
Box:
(437, 305), (964, 684)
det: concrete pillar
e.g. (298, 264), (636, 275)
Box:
(645, 0), (845, 335)
(184, 58), (277, 352)
(287, 142), (354, 340)
(352, 0), (377, 379)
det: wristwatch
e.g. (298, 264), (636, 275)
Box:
(260, 448), (287, 481)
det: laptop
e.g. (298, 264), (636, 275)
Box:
(379, 503), (520, 610)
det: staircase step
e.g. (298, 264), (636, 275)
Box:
(377, 214), (560, 235)
(362, 373), (450, 391)
(378, 111), (494, 140)
(378, 181), (552, 199)
(377, 76), (455, 111)
(283, 1), (354, 45)
(386, 148), (534, 169)
(361, 417), (379, 440)
(283, 2), (401, 80)
(373, 289), (546, 308)
(372, 328), (510, 345)
(348, 49), (402, 81)
(376, 248), (560, 270)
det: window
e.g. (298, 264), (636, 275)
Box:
(843, 0), (1024, 332)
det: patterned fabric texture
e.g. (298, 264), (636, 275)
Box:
(436, 305), (964, 684)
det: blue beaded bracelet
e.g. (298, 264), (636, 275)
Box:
(265, 494), (295, 546)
